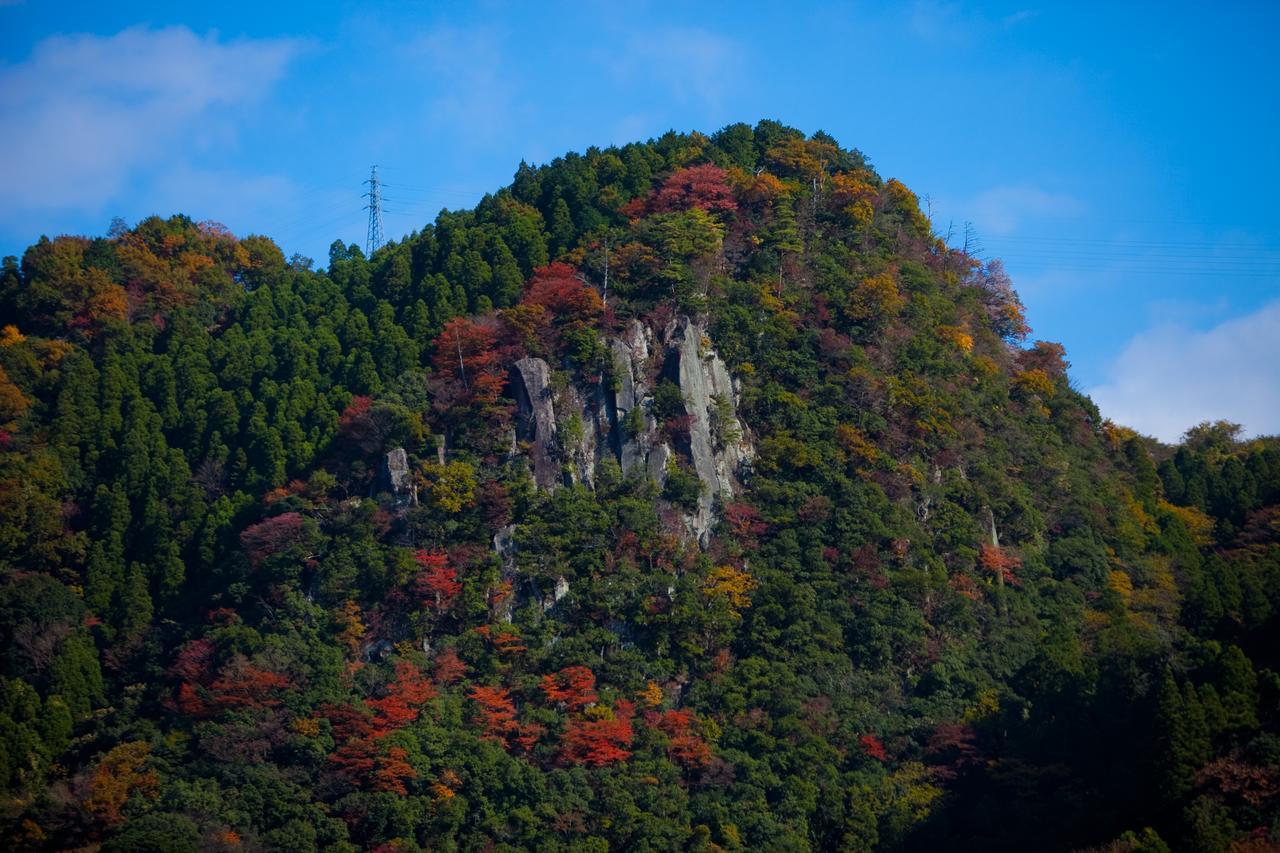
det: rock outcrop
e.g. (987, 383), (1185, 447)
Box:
(378, 447), (417, 506)
(511, 357), (562, 490)
(662, 316), (753, 544)
(505, 316), (751, 546)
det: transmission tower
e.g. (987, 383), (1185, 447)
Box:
(363, 165), (384, 256)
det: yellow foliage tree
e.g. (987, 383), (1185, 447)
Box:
(419, 460), (477, 513)
(1014, 368), (1056, 399)
(0, 325), (25, 347)
(848, 272), (905, 325)
(638, 681), (664, 709)
(828, 173), (877, 227)
(0, 364), (31, 424)
(704, 565), (758, 616)
(938, 325), (974, 354)
(334, 599), (366, 654)
(1158, 500), (1215, 546)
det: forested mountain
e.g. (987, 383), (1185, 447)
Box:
(1, 121), (1277, 852)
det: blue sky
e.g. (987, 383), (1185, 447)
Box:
(2, 1), (1277, 441)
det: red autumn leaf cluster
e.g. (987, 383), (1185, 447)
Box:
(925, 721), (981, 779)
(622, 164), (738, 218)
(860, 733), (889, 762)
(325, 660), (436, 793)
(433, 647), (467, 685)
(723, 502), (767, 543)
(469, 684), (544, 752)
(979, 543), (1021, 586)
(560, 713), (634, 767)
(1197, 755), (1280, 808)
(521, 263), (603, 325)
(432, 315), (509, 410)
(366, 660), (436, 730)
(540, 666), (598, 712)
(474, 624), (527, 655)
(469, 685), (518, 742)
(414, 549), (462, 613)
(338, 395), (373, 433)
(239, 512), (305, 567)
(648, 708), (711, 770)
(171, 660), (291, 716)
(373, 746), (416, 795)
(169, 637), (216, 684)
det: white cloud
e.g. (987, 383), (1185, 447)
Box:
(1089, 300), (1280, 442)
(908, 1), (965, 43)
(1002, 9), (1039, 28)
(403, 25), (520, 142)
(965, 184), (1083, 236)
(0, 26), (304, 222)
(609, 27), (741, 113)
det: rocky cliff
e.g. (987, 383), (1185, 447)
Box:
(507, 315), (752, 544)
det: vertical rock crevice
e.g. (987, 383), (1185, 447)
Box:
(506, 316), (751, 546)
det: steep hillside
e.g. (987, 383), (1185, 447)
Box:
(1, 121), (1278, 851)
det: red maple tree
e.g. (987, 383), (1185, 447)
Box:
(860, 733), (889, 762)
(372, 746), (416, 795)
(648, 708), (712, 770)
(433, 647), (467, 685)
(432, 315), (508, 409)
(622, 164), (738, 218)
(239, 512), (305, 567)
(469, 685), (519, 742)
(414, 550), (462, 613)
(521, 263), (603, 323)
(367, 660), (436, 731)
(979, 542), (1021, 586)
(560, 715), (634, 767)
(541, 666), (598, 712)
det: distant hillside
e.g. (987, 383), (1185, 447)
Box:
(1, 120), (1277, 852)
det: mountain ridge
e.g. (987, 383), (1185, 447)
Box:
(0, 120), (1277, 852)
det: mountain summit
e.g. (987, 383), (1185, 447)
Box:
(1, 121), (1277, 851)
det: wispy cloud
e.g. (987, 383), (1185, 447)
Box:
(960, 184), (1084, 237)
(907, 1), (967, 44)
(0, 26), (304, 224)
(1002, 9), (1039, 28)
(1089, 300), (1280, 442)
(403, 25), (521, 143)
(609, 26), (742, 113)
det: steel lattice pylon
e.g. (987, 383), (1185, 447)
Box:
(364, 165), (384, 256)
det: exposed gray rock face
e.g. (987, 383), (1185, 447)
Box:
(611, 320), (659, 476)
(663, 315), (753, 545)
(541, 575), (570, 612)
(511, 357), (561, 490)
(505, 316), (751, 547)
(378, 447), (417, 505)
(561, 383), (604, 489)
(646, 441), (673, 487)
(511, 356), (605, 491)
(493, 524), (518, 623)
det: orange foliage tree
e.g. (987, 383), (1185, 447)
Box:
(649, 708), (711, 770)
(325, 660), (436, 793)
(84, 742), (158, 827)
(541, 666), (598, 712)
(979, 543), (1021, 587)
(469, 685), (519, 742)
(414, 550), (462, 613)
(560, 713), (634, 767)
(433, 647), (467, 685)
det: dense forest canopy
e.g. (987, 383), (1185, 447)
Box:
(1, 120), (1277, 852)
